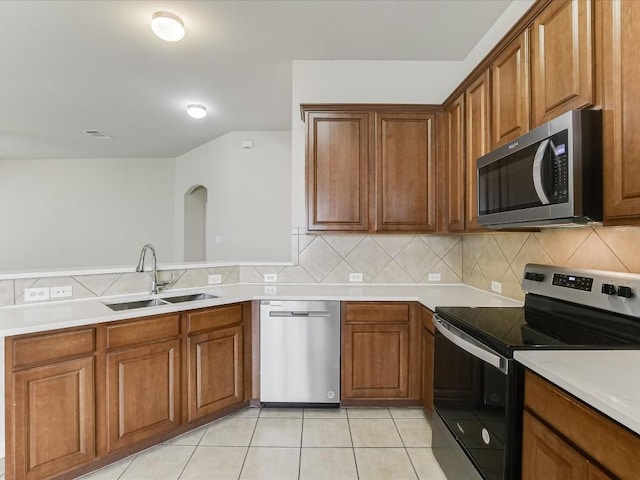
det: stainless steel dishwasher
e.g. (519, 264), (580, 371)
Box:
(260, 300), (340, 406)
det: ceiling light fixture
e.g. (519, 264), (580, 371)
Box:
(151, 11), (185, 42)
(187, 104), (207, 119)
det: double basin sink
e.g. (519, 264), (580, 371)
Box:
(104, 293), (218, 311)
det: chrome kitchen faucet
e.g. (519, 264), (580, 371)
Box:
(136, 244), (170, 294)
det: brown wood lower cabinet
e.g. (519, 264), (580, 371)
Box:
(5, 302), (251, 480)
(522, 370), (640, 479)
(106, 338), (180, 452)
(341, 301), (421, 405)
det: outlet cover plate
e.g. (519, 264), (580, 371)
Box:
(208, 274), (222, 284)
(264, 273), (277, 283)
(428, 273), (441, 282)
(264, 285), (277, 294)
(491, 281), (502, 294)
(24, 287), (50, 302)
(349, 272), (364, 282)
(50, 286), (73, 298)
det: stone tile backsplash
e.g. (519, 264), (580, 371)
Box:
(463, 226), (640, 302)
(2, 226), (639, 307)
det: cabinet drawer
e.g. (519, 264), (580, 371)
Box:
(524, 370), (640, 478)
(187, 304), (243, 334)
(10, 328), (95, 369)
(106, 314), (181, 350)
(344, 302), (410, 324)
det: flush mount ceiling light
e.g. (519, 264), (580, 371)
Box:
(187, 104), (207, 119)
(151, 11), (185, 42)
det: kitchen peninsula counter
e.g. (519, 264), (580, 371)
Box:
(0, 283), (520, 337)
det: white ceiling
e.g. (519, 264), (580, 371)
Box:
(0, 0), (513, 160)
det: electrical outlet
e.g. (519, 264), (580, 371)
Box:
(208, 274), (222, 284)
(50, 286), (72, 298)
(264, 285), (277, 295)
(349, 272), (363, 282)
(215, 236), (221, 244)
(264, 273), (277, 283)
(428, 273), (441, 282)
(24, 287), (50, 302)
(491, 281), (502, 294)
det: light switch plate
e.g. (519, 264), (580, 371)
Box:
(50, 286), (72, 298)
(349, 272), (363, 282)
(491, 281), (502, 294)
(264, 273), (277, 283)
(24, 287), (50, 302)
(208, 274), (222, 284)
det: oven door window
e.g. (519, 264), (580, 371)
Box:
(434, 330), (508, 480)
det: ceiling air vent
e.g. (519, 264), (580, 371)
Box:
(84, 130), (112, 139)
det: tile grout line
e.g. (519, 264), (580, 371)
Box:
(237, 408), (262, 480)
(345, 408), (361, 480)
(389, 411), (421, 480)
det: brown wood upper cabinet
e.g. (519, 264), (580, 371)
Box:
(530, 0), (596, 127)
(600, 0), (640, 224)
(491, 30), (530, 148)
(305, 111), (372, 231)
(465, 72), (491, 231)
(303, 105), (438, 233)
(443, 94), (466, 232)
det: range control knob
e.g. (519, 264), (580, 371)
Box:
(601, 283), (617, 296)
(617, 286), (634, 298)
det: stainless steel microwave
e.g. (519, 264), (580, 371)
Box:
(476, 109), (602, 229)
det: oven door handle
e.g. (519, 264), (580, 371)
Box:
(433, 315), (509, 374)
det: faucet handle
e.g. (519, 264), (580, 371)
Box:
(157, 273), (173, 290)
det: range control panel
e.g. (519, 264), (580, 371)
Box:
(522, 263), (640, 317)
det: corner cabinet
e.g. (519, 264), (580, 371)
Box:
(341, 301), (421, 405)
(522, 370), (640, 479)
(600, 0), (640, 224)
(303, 105), (438, 233)
(5, 302), (252, 480)
(443, 94), (466, 232)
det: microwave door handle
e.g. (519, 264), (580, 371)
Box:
(532, 139), (551, 205)
(433, 316), (509, 374)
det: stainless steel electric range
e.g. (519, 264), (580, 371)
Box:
(432, 263), (640, 480)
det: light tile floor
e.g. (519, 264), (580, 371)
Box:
(77, 407), (471, 480)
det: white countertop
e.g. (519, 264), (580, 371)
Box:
(515, 350), (640, 436)
(0, 283), (520, 337)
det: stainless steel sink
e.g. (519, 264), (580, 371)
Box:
(104, 298), (169, 311)
(162, 293), (218, 303)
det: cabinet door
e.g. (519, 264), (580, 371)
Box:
(601, 0), (640, 224)
(444, 95), (466, 232)
(106, 339), (180, 452)
(491, 30), (530, 148)
(11, 357), (95, 480)
(465, 71), (491, 231)
(531, 0), (595, 127)
(342, 323), (410, 399)
(522, 411), (591, 479)
(306, 111), (371, 231)
(375, 112), (436, 232)
(187, 325), (244, 422)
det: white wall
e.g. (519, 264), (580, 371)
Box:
(0, 157), (176, 272)
(290, 0), (536, 228)
(175, 131), (292, 264)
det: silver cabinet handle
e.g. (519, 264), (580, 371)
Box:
(532, 138), (551, 205)
(433, 315), (509, 374)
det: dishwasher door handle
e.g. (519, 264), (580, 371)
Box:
(268, 311), (331, 317)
